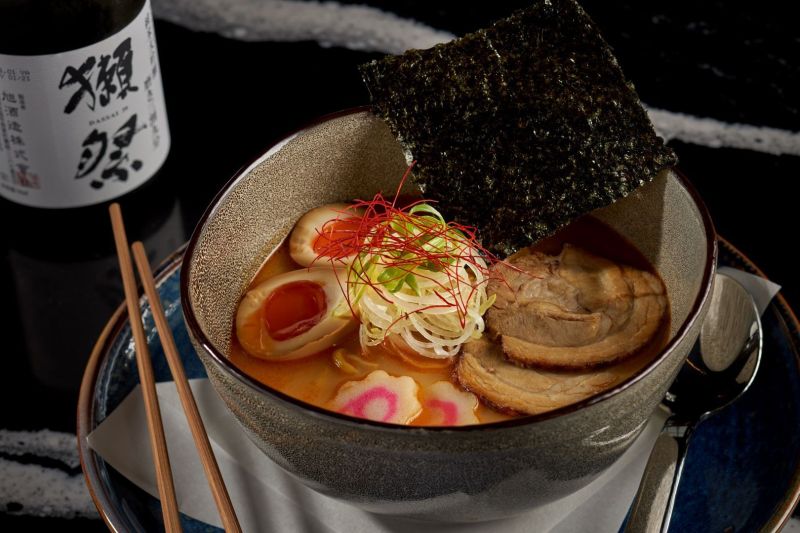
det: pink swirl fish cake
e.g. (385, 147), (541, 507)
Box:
(330, 370), (422, 424)
(423, 381), (479, 426)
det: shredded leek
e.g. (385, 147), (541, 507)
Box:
(347, 203), (492, 358)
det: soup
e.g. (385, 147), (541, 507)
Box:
(229, 198), (670, 427)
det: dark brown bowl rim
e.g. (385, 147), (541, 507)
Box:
(179, 106), (718, 432)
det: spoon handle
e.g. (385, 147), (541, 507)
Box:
(624, 424), (692, 533)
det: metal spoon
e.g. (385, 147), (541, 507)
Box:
(625, 272), (763, 533)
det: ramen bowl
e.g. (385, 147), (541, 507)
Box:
(180, 108), (716, 522)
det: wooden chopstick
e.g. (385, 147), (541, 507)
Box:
(109, 203), (183, 533)
(131, 241), (242, 533)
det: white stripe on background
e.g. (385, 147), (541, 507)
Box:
(153, 0), (454, 54)
(647, 107), (800, 157)
(0, 429), (97, 518)
(0, 429), (81, 469)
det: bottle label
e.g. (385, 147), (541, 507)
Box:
(0, 0), (170, 208)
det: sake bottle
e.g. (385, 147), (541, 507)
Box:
(0, 0), (170, 208)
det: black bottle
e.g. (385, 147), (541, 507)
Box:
(0, 0), (170, 208)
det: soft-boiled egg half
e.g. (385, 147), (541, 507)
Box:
(236, 268), (357, 361)
(289, 203), (365, 267)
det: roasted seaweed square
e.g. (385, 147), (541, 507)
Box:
(360, 0), (677, 256)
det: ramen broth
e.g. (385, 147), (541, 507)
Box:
(229, 215), (670, 425)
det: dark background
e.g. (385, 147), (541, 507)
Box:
(1, 1), (798, 530)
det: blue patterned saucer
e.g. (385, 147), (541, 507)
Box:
(77, 239), (800, 532)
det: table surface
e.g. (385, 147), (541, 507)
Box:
(1, 1), (798, 531)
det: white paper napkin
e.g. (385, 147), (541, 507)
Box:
(717, 266), (781, 315)
(87, 269), (781, 532)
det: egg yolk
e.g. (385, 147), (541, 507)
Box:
(312, 218), (362, 258)
(262, 281), (328, 340)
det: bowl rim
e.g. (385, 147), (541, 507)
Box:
(179, 106), (718, 432)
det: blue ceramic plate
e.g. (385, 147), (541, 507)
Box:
(77, 239), (800, 532)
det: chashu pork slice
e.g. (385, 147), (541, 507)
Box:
(487, 244), (667, 369)
(456, 337), (646, 415)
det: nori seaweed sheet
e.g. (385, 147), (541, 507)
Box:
(360, 0), (677, 257)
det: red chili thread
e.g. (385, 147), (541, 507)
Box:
(310, 164), (508, 335)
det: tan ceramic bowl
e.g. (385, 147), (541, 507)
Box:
(181, 108), (716, 521)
